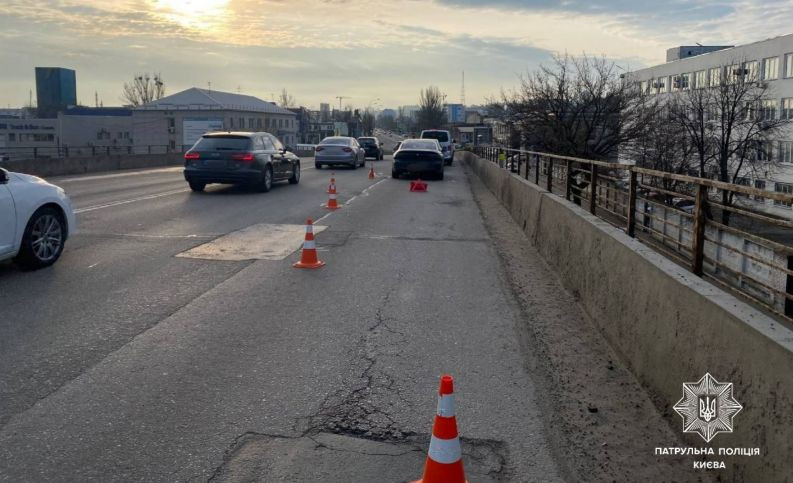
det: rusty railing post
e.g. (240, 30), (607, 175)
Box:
(535, 155), (540, 185)
(627, 170), (637, 237)
(524, 154), (529, 180)
(691, 183), (707, 275)
(565, 160), (573, 201)
(589, 163), (598, 214)
(546, 157), (554, 192)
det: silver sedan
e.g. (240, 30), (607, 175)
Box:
(314, 137), (366, 169)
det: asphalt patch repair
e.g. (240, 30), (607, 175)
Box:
(210, 431), (507, 482)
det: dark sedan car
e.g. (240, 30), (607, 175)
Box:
(357, 137), (383, 160)
(392, 139), (444, 180)
(183, 132), (300, 192)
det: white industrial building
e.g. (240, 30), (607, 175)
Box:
(133, 88), (298, 153)
(629, 34), (793, 217)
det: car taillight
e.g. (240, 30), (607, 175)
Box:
(231, 152), (255, 162)
(342, 147), (353, 152)
(184, 152), (200, 160)
(315, 146), (324, 152)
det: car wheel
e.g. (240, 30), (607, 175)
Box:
(379, 153), (384, 160)
(15, 206), (66, 269)
(437, 170), (444, 180)
(258, 166), (273, 192)
(289, 163), (300, 184)
(188, 181), (206, 192)
(391, 170), (399, 179)
(351, 160), (358, 170)
(315, 162), (322, 169)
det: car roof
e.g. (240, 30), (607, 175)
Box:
(203, 131), (267, 138)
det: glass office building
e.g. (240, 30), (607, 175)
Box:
(35, 67), (77, 118)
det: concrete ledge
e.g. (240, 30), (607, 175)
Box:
(1, 153), (185, 178)
(462, 151), (793, 480)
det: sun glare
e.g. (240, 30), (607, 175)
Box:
(152, 0), (231, 31)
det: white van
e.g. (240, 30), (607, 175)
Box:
(420, 129), (454, 165)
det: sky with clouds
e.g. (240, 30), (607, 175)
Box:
(1, 0), (792, 110)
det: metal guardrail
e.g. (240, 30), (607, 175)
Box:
(473, 145), (793, 324)
(0, 145), (185, 160)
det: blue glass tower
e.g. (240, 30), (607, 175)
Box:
(35, 67), (77, 118)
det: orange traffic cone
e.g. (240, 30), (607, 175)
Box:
(413, 375), (467, 483)
(293, 219), (325, 269)
(323, 177), (340, 210)
(368, 163), (376, 179)
(410, 178), (428, 192)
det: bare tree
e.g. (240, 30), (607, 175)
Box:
(668, 61), (784, 224)
(417, 86), (447, 131)
(361, 108), (376, 136)
(121, 73), (165, 107)
(501, 53), (660, 160)
(278, 88), (296, 108)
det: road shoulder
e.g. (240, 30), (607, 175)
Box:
(464, 162), (690, 481)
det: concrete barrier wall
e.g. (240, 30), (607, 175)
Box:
(462, 151), (793, 480)
(1, 153), (185, 178)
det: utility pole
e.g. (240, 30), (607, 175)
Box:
(461, 70), (466, 106)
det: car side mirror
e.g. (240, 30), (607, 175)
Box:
(0, 168), (8, 184)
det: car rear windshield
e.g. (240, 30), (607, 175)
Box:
(401, 140), (438, 150)
(320, 138), (350, 146)
(421, 131), (449, 142)
(194, 136), (251, 151)
(358, 138), (376, 145)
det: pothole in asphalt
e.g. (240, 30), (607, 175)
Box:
(210, 431), (508, 482)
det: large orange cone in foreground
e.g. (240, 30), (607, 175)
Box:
(293, 219), (325, 269)
(413, 375), (468, 483)
(323, 177), (340, 210)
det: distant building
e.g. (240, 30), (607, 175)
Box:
(453, 125), (492, 146)
(58, 107), (133, 151)
(464, 110), (482, 124)
(35, 67), (77, 118)
(132, 87), (298, 152)
(445, 104), (465, 124)
(319, 103), (331, 122)
(0, 118), (58, 159)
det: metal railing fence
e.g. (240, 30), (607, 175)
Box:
(472, 145), (793, 324)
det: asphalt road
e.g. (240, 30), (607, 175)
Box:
(0, 156), (562, 481)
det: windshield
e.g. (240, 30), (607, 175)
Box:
(358, 138), (376, 145)
(421, 131), (449, 142)
(193, 136), (251, 151)
(320, 138), (351, 146)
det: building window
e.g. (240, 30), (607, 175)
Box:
(762, 57), (779, 80)
(744, 60), (759, 81)
(754, 180), (767, 201)
(757, 140), (773, 161)
(728, 63), (741, 84)
(779, 141), (793, 163)
(774, 182), (793, 206)
(239, 117), (244, 129)
(734, 176), (750, 198)
(761, 99), (777, 120)
(680, 73), (690, 89)
(229, 117), (234, 128)
(671, 75), (680, 91)
(695, 70), (707, 89)
(640, 80), (648, 94)
(257, 118), (262, 129)
(708, 67), (721, 87)
(782, 98), (793, 120)
(786, 53), (793, 78)
(653, 79), (665, 93)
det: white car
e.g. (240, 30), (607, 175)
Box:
(420, 129), (455, 166)
(0, 168), (76, 268)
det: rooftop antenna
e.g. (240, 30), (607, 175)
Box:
(95, 91), (99, 108)
(207, 81), (212, 93)
(461, 70), (466, 106)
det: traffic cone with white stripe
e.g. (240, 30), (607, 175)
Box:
(323, 177), (340, 210)
(413, 374), (467, 483)
(293, 219), (325, 269)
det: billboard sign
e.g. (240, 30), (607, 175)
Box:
(183, 117), (224, 146)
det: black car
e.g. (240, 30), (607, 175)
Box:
(183, 132), (300, 192)
(392, 139), (444, 180)
(357, 137), (384, 160)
